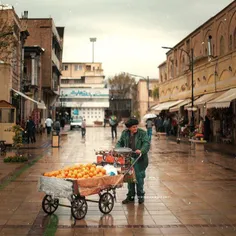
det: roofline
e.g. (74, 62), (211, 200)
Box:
(158, 61), (167, 68)
(22, 18), (53, 20)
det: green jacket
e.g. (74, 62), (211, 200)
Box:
(116, 128), (150, 171)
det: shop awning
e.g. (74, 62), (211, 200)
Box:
(11, 88), (46, 109)
(207, 88), (236, 109)
(193, 91), (225, 106)
(169, 99), (192, 112)
(153, 100), (183, 113)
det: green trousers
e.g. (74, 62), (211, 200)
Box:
(127, 165), (146, 198)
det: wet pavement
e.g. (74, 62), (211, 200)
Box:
(1, 126), (236, 235)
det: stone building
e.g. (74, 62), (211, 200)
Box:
(157, 1), (236, 143)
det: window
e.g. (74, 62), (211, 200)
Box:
(220, 36), (225, 56)
(86, 65), (91, 71)
(182, 57), (185, 72)
(229, 35), (233, 51)
(74, 64), (82, 71)
(0, 108), (15, 123)
(149, 90), (152, 97)
(234, 28), (236, 49)
(63, 65), (68, 71)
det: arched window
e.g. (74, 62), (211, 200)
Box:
(234, 28), (236, 49)
(181, 57), (185, 72)
(229, 35), (233, 51)
(170, 64), (174, 78)
(220, 36), (225, 56)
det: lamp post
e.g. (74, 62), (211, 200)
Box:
(123, 72), (150, 111)
(60, 91), (66, 119)
(162, 46), (195, 132)
(89, 37), (97, 63)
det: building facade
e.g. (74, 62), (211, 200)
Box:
(21, 18), (64, 121)
(0, 5), (28, 123)
(137, 79), (159, 122)
(59, 62), (109, 126)
(158, 1), (236, 143)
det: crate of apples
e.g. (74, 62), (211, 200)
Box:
(43, 163), (107, 179)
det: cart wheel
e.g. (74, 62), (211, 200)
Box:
(71, 198), (88, 220)
(42, 195), (59, 214)
(99, 192), (114, 214)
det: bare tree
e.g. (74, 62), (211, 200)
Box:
(108, 73), (136, 99)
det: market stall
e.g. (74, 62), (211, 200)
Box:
(0, 100), (16, 145)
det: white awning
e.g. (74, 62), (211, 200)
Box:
(11, 88), (46, 109)
(169, 99), (191, 112)
(207, 88), (236, 109)
(154, 100), (183, 113)
(192, 91), (225, 106)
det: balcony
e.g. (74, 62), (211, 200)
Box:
(51, 50), (60, 70)
(84, 70), (104, 77)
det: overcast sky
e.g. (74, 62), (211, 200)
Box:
(2, 0), (234, 79)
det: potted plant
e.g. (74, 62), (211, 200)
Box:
(4, 125), (28, 163)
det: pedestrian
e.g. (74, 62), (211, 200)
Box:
(204, 114), (211, 141)
(171, 116), (178, 136)
(25, 116), (36, 143)
(198, 117), (204, 134)
(45, 116), (53, 135)
(146, 118), (153, 141)
(60, 117), (65, 130)
(53, 119), (61, 135)
(109, 114), (118, 139)
(81, 119), (86, 137)
(116, 118), (150, 204)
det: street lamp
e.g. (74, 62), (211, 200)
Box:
(89, 37), (97, 63)
(123, 72), (150, 111)
(162, 46), (195, 132)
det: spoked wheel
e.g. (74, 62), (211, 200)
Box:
(99, 192), (114, 214)
(71, 197), (88, 220)
(42, 195), (59, 214)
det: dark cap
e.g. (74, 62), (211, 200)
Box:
(125, 118), (139, 128)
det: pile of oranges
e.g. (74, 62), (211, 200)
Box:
(44, 163), (107, 179)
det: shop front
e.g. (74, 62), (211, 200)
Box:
(207, 88), (236, 144)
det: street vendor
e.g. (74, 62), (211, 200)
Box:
(116, 118), (150, 204)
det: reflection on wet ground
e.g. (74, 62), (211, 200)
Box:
(1, 127), (236, 235)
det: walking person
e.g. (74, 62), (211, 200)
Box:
(116, 118), (150, 204)
(109, 114), (118, 139)
(53, 119), (61, 135)
(45, 116), (53, 135)
(204, 114), (211, 141)
(26, 116), (36, 143)
(60, 117), (65, 130)
(146, 118), (153, 141)
(81, 119), (86, 138)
